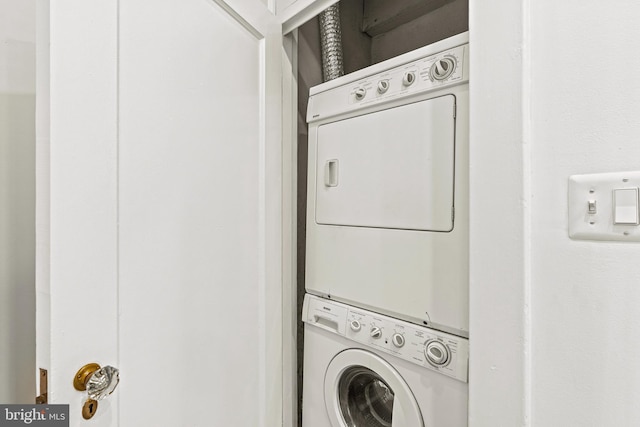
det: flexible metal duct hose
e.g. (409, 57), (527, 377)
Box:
(319, 2), (344, 82)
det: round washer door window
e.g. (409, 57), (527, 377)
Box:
(324, 349), (424, 427)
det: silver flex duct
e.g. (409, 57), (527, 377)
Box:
(319, 2), (344, 82)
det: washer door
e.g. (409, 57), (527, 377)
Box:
(324, 349), (424, 427)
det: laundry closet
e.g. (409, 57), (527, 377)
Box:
(19, 0), (640, 425)
(294, 1), (469, 425)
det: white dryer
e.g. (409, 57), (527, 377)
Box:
(302, 294), (468, 427)
(305, 32), (470, 337)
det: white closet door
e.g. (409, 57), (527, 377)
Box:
(38, 0), (283, 425)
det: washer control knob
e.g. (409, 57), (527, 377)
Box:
(370, 326), (382, 339)
(391, 333), (405, 348)
(354, 87), (367, 100)
(402, 71), (416, 87)
(425, 340), (450, 366)
(377, 80), (390, 94)
(350, 320), (362, 332)
(430, 57), (456, 81)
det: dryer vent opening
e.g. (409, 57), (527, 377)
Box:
(319, 2), (344, 82)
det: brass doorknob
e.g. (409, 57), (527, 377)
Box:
(74, 363), (119, 400)
(74, 363), (119, 420)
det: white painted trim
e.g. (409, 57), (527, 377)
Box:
(213, 0), (271, 37)
(35, 0), (51, 393)
(262, 17), (286, 427)
(267, 0), (277, 15)
(521, 0), (532, 424)
(281, 29), (298, 427)
(280, 0), (339, 35)
(468, 0), (529, 425)
(258, 36), (268, 427)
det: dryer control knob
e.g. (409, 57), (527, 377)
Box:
(429, 57), (456, 81)
(350, 320), (362, 332)
(370, 326), (382, 339)
(402, 71), (416, 87)
(425, 340), (450, 367)
(392, 333), (405, 348)
(354, 87), (367, 100)
(377, 80), (389, 94)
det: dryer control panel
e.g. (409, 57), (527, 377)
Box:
(343, 45), (465, 106)
(303, 294), (469, 383)
(307, 33), (469, 123)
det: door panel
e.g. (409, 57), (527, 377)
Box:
(40, 0), (282, 425)
(119, 1), (277, 426)
(314, 96), (456, 231)
(119, 0), (260, 424)
(41, 0), (119, 422)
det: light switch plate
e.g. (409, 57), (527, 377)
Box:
(569, 171), (640, 242)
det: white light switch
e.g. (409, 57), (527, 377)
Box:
(569, 171), (640, 242)
(614, 188), (639, 225)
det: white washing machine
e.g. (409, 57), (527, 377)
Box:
(305, 32), (470, 337)
(302, 294), (468, 427)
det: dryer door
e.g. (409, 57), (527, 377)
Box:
(324, 349), (424, 427)
(314, 95), (456, 232)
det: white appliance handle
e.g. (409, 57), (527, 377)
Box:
(324, 159), (339, 187)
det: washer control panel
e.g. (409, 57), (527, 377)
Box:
(307, 42), (468, 123)
(303, 294), (469, 383)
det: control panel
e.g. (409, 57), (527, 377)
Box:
(346, 46), (464, 106)
(307, 42), (468, 123)
(303, 294), (469, 383)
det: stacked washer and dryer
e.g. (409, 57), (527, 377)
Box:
(302, 32), (470, 427)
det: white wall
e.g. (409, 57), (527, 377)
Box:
(0, 0), (36, 404)
(471, 1), (640, 425)
(530, 1), (640, 425)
